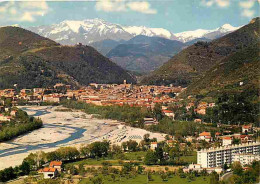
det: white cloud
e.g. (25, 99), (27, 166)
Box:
(127, 1), (157, 14)
(0, 1), (49, 22)
(241, 9), (255, 18)
(95, 0), (126, 12)
(239, 0), (257, 18)
(201, 0), (257, 19)
(95, 0), (157, 14)
(239, 1), (255, 9)
(201, 0), (230, 8)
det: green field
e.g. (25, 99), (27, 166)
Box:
(66, 158), (120, 166)
(79, 174), (210, 184)
(179, 151), (197, 164)
(66, 151), (197, 167)
(124, 151), (146, 160)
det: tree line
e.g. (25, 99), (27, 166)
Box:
(60, 99), (152, 127)
(61, 100), (214, 137)
(0, 109), (43, 142)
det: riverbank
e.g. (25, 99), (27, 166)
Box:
(0, 106), (166, 170)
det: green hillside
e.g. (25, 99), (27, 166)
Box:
(183, 44), (259, 97)
(141, 17), (260, 86)
(0, 27), (136, 89)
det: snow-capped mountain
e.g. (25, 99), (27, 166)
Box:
(28, 19), (131, 45)
(123, 26), (177, 40)
(28, 18), (177, 45)
(175, 24), (240, 43)
(27, 19), (241, 45)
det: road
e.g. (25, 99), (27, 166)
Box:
(221, 172), (233, 182)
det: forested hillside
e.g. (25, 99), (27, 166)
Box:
(0, 27), (136, 89)
(141, 17), (259, 86)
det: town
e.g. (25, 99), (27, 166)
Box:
(0, 81), (182, 109)
(0, 82), (259, 184)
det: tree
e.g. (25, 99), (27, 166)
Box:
(209, 171), (219, 184)
(143, 133), (150, 143)
(161, 173), (168, 181)
(153, 103), (163, 121)
(232, 138), (240, 145)
(144, 150), (158, 165)
(19, 161), (30, 175)
(92, 176), (104, 184)
(65, 165), (78, 175)
(229, 175), (243, 184)
(111, 145), (122, 155)
(122, 142), (127, 151)
(80, 145), (90, 157)
(0, 167), (16, 182)
(137, 166), (144, 174)
(148, 172), (153, 181)
(126, 140), (138, 152)
(89, 141), (110, 158)
(223, 163), (228, 171)
(155, 147), (164, 162)
(232, 161), (243, 175)
(111, 174), (116, 182)
(78, 163), (85, 176)
(56, 147), (80, 160)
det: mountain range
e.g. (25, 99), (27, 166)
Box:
(106, 35), (186, 72)
(26, 19), (241, 73)
(27, 18), (240, 45)
(0, 26), (136, 89)
(28, 19), (176, 46)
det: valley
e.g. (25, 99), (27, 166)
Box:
(0, 106), (165, 170)
(0, 2), (259, 183)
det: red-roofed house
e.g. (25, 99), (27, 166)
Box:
(242, 125), (252, 134)
(150, 142), (158, 150)
(0, 114), (12, 122)
(10, 110), (18, 117)
(49, 161), (62, 171)
(166, 140), (174, 147)
(198, 132), (211, 142)
(222, 137), (232, 146)
(215, 132), (221, 137)
(194, 119), (202, 123)
(162, 110), (175, 119)
(39, 167), (58, 179)
(240, 135), (252, 143)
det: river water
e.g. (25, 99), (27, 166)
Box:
(0, 106), (87, 157)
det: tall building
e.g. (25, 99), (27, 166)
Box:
(197, 142), (260, 168)
(233, 154), (260, 166)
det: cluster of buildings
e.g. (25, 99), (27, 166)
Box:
(38, 161), (62, 179)
(0, 105), (18, 124)
(197, 124), (254, 145)
(0, 83), (183, 109)
(185, 101), (215, 115)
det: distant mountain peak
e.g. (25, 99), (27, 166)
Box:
(175, 24), (241, 43)
(220, 23), (234, 29)
(217, 23), (240, 32)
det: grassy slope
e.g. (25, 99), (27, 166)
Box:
(141, 17), (259, 86)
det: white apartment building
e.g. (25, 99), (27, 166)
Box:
(233, 154), (260, 166)
(197, 142), (260, 168)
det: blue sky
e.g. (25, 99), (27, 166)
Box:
(0, 0), (259, 33)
